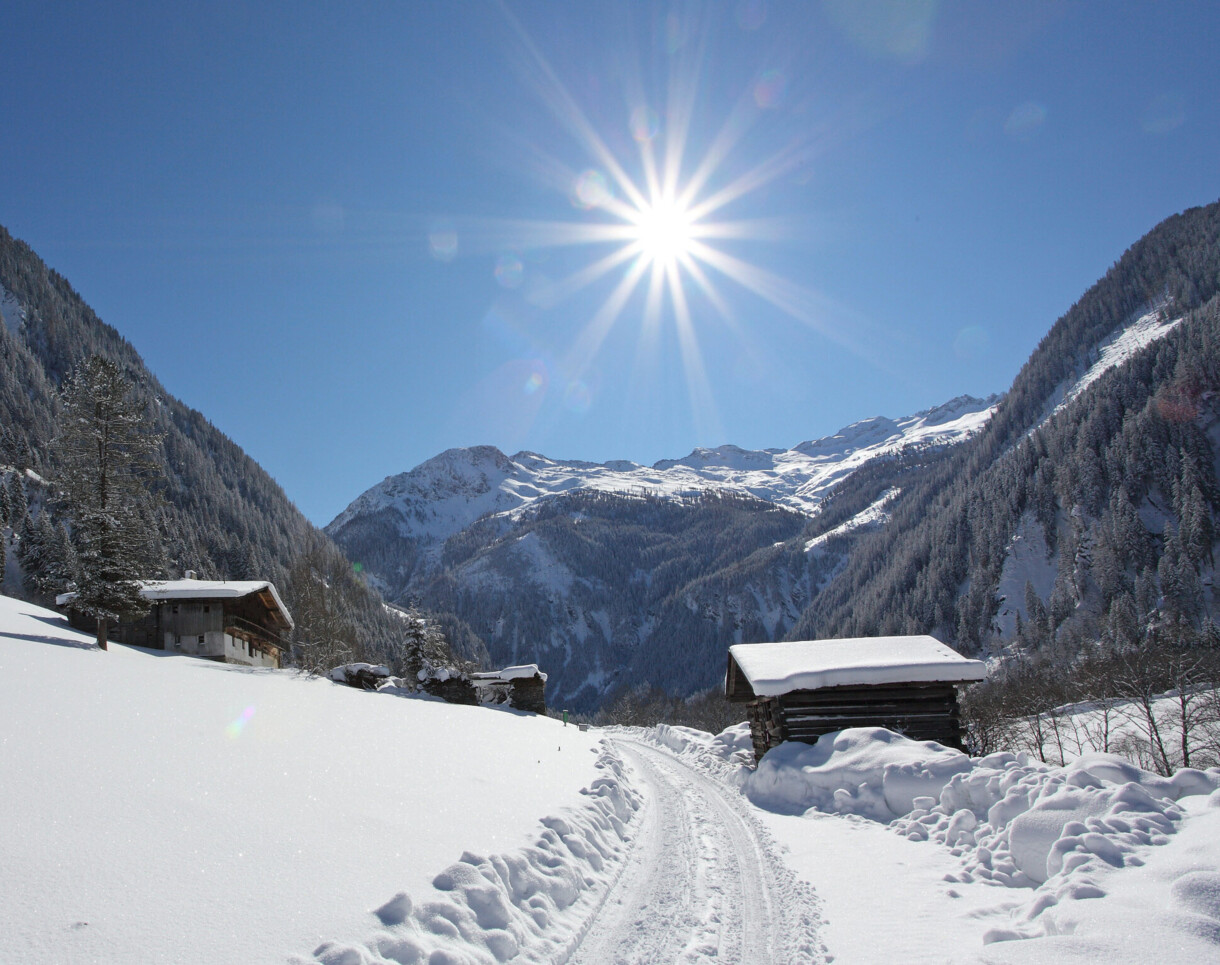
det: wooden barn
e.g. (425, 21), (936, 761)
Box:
(725, 635), (986, 761)
(470, 664), (548, 714)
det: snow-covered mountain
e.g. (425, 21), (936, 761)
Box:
(326, 396), (997, 708)
(329, 394), (997, 544)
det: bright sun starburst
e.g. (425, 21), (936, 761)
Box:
(630, 195), (696, 266)
(444, 7), (850, 438)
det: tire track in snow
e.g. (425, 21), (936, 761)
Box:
(564, 739), (825, 964)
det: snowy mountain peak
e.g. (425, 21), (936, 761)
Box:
(653, 444), (786, 472)
(793, 394), (997, 461)
(327, 395), (999, 547)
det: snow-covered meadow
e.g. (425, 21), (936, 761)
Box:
(0, 595), (615, 964)
(4, 593), (1220, 964)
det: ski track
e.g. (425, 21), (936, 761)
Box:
(564, 739), (825, 965)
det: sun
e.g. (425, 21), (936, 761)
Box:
(630, 195), (696, 266)
(467, 5), (837, 440)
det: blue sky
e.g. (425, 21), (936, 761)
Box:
(2, 1), (1217, 525)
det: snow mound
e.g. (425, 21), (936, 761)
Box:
(740, 728), (1220, 953)
(744, 727), (974, 819)
(645, 722), (755, 772)
(299, 745), (641, 965)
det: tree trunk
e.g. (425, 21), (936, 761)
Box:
(97, 616), (108, 651)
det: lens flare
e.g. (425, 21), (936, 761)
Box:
(226, 704), (256, 739)
(630, 106), (659, 142)
(428, 223), (459, 261)
(572, 170), (611, 209)
(753, 69), (787, 110)
(1004, 102), (1047, 139)
(495, 252), (525, 288)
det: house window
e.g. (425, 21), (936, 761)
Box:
(198, 635), (205, 645)
(171, 605), (179, 614)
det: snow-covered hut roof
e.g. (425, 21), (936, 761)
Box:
(726, 635), (985, 700)
(470, 663), (548, 683)
(57, 579), (293, 630)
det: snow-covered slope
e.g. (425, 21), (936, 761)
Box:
(329, 395), (997, 543)
(0, 595), (610, 964)
(1036, 300), (1183, 429)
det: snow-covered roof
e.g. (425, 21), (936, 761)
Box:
(728, 636), (985, 697)
(471, 663), (548, 683)
(58, 578), (293, 629)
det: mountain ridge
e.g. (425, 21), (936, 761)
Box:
(327, 392), (999, 542)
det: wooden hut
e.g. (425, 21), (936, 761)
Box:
(470, 664), (548, 714)
(58, 577), (293, 668)
(726, 635), (986, 761)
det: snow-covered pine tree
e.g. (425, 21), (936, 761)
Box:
(0, 475), (9, 584)
(397, 605), (452, 681)
(52, 356), (164, 649)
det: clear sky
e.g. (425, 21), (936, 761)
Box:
(1, 1), (1217, 526)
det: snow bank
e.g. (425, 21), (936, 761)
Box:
(470, 664), (547, 683)
(299, 746), (641, 965)
(745, 727), (974, 819)
(644, 722), (755, 774)
(740, 727), (1220, 956)
(330, 662), (392, 681)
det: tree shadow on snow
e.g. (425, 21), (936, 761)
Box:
(3, 626), (97, 651)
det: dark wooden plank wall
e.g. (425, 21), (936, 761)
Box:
(746, 681), (966, 761)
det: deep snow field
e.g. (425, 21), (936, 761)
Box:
(0, 595), (607, 963)
(3, 593), (1220, 964)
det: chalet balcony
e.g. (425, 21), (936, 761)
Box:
(224, 614), (288, 652)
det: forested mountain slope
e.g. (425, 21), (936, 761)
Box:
(0, 224), (311, 581)
(792, 199), (1220, 659)
(0, 224), (472, 670)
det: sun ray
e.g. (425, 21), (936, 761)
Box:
(661, 19), (709, 203)
(677, 251), (738, 335)
(685, 140), (816, 223)
(686, 239), (874, 358)
(676, 92), (759, 209)
(666, 257), (722, 441)
(564, 254), (652, 378)
(530, 244), (643, 310)
(497, 1), (649, 211)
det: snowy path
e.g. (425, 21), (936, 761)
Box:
(562, 739), (825, 965)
